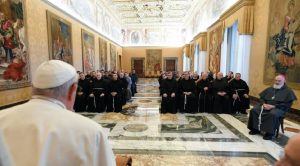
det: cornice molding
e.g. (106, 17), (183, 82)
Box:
(219, 0), (255, 21)
(193, 32), (207, 40)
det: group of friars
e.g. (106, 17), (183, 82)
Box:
(159, 71), (250, 115)
(73, 70), (138, 113)
(159, 71), (297, 140)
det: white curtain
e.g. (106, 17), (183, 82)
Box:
(236, 35), (252, 83)
(198, 44), (207, 73)
(183, 53), (190, 72)
(194, 44), (199, 73)
(221, 21), (251, 83)
(221, 28), (228, 74)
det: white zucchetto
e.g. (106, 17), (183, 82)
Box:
(33, 60), (77, 89)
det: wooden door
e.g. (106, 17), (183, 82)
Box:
(133, 59), (144, 77)
(165, 59), (176, 72)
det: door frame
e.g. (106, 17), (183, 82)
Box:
(131, 57), (145, 77)
(163, 57), (178, 71)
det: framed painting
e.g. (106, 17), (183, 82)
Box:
(264, 0), (300, 89)
(110, 43), (116, 71)
(47, 11), (73, 64)
(146, 49), (162, 72)
(208, 25), (223, 74)
(0, 0), (31, 90)
(99, 37), (107, 70)
(81, 29), (95, 72)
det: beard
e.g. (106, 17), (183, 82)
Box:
(273, 84), (283, 89)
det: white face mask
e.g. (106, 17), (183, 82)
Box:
(273, 84), (283, 89)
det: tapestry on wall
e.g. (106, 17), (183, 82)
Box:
(264, 0), (300, 89)
(110, 43), (116, 71)
(47, 11), (73, 64)
(208, 25), (223, 74)
(99, 38), (107, 70)
(146, 49), (162, 72)
(0, 0), (31, 90)
(81, 29), (95, 72)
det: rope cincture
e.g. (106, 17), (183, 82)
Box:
(258, 105), (264, 131)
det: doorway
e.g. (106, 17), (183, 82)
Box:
(164, 57), (178, 72)
(131, 58), (145, 77)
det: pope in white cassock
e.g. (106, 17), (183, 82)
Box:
(0, 60), (116, 166)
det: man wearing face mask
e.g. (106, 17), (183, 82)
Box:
(248, 75), (297, 140)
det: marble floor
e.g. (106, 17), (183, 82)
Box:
(79, 78), (300, 166)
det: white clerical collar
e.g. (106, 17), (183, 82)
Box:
(31, 95), (66, 109)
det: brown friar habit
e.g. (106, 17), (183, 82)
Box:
(196, 78), (212, 113)
(248, 84), (297, 135)
(229, 79), (250, 114)
(178, 78), (196, 113)
(211, 78), (232, 114)
(88, 78), (108, 113)
(160, 78), (178, 114)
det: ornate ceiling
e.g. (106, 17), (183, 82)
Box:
(102, 0), (203, 27)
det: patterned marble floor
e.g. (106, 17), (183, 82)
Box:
(79, 78), (300, 166)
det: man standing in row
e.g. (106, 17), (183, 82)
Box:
(89, 72), (108, 113)
(178, 72), (196, 113)
(160, 72), (177, 114)
(107, 73), (123, 112)
(211, 72), (231, 114)
(229, 73), (250, 114)
(196, 72), (212, 113)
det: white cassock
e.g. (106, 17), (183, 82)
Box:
(0, 97), (116, 166)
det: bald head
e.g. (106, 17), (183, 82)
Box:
(275, 133), (300, 166)
(217, 72), (223, 80)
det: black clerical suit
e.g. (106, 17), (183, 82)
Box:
(119, 77), (128, 106)
(229, 79), (250, 114)
(74, 78), (90, 112)
(211, 78), (232, 114)
(88, 78), (108, 113)
(196, 79), (212, 113)
(160, 78), (178, 114)
(178, 78), (196, 113)
(248, 85), (297, 136)
(107, 79), (123, 112)
(130, 73), (138, 96)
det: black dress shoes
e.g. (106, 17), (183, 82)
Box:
(249, 129), (260, 135)
(263, 133), (274, 140)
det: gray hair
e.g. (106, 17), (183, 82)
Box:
(33, 76), (77, 98)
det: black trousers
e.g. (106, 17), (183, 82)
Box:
(161, 96), (177, 114)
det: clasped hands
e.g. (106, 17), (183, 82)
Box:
(263, 104), (275, 110)
(183, 92), (192, 95)
(89, 93), (105, 97)
(217, 91), (227, 96)
(111, 92), (117, 96)
(163, 93), (176, 98)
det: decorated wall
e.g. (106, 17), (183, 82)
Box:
(248, 0), (300, 110)
(122, 47), (183, 74)
(0, 0), (121, 107)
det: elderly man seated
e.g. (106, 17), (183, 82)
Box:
(248, 75), (297, 140)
